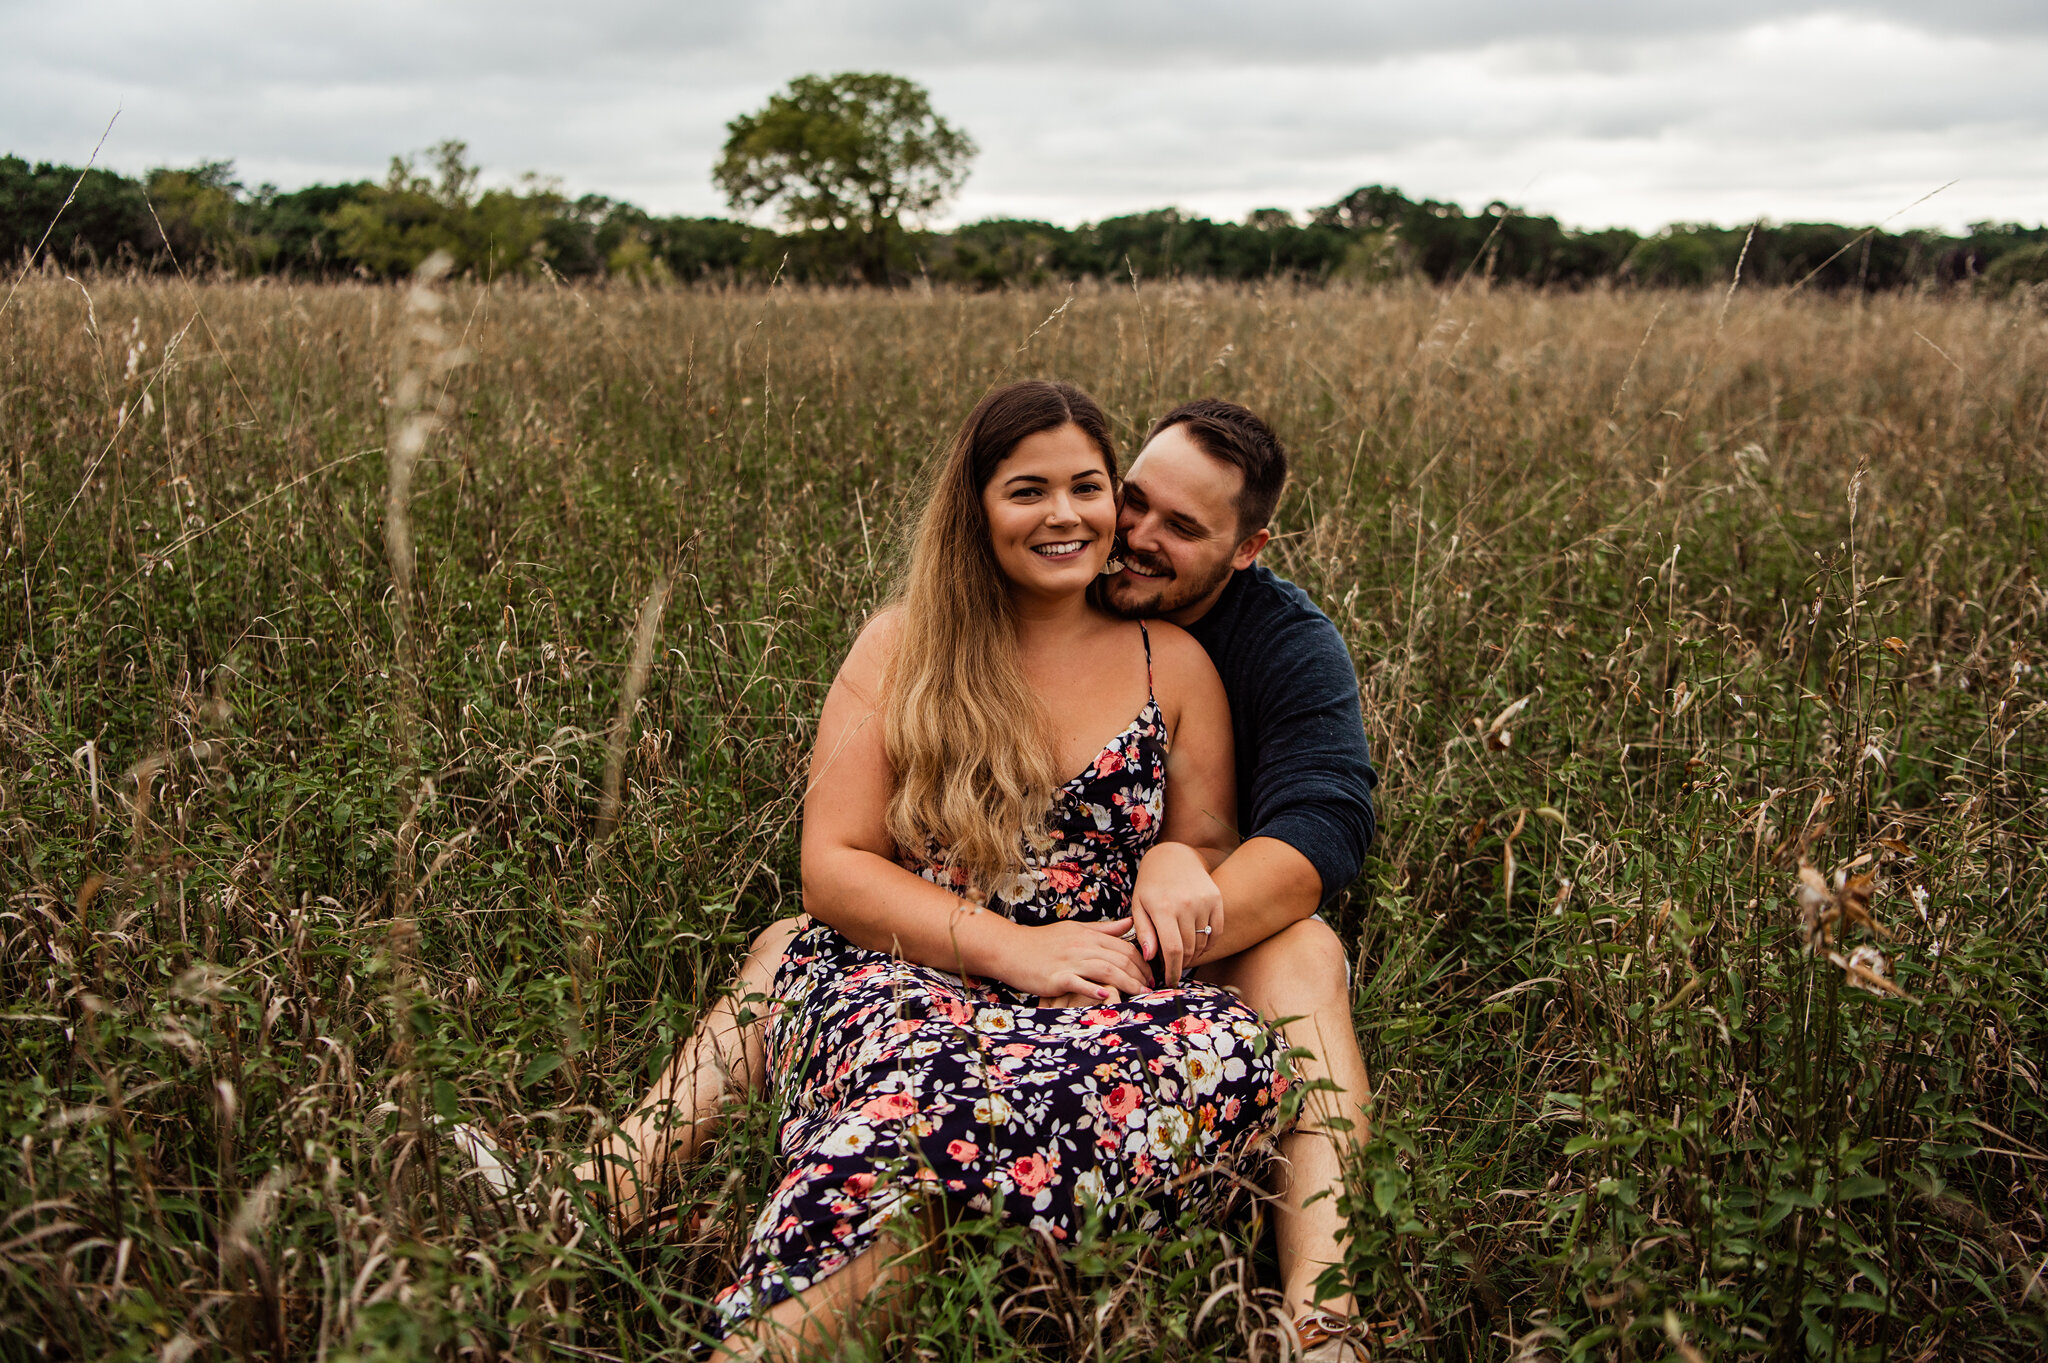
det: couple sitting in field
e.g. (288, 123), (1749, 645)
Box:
(480, 383), (1380, 1359)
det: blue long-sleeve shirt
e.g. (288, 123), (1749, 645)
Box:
(1183, 564), (1378, 903)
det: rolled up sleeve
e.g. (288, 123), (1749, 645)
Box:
(1239, 617), (1379, 902)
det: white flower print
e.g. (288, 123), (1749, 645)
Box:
(818, 1123), (875, 1157)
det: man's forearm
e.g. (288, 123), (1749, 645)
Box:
(1207, 836), (1324, 959)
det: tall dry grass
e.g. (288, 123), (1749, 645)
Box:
(2, 273), (2044, 1359)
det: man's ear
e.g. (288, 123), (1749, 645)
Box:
(1230, 527), (1270, 571)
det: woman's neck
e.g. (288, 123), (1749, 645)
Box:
(1007, 584), (1100, 647)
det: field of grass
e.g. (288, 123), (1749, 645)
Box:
(3, 271), (2045, 1361)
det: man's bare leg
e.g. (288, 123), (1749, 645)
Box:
(1197, 916), (1369, 1319)
(580, 917), (800, 1229)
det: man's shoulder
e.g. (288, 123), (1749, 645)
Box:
(1232, 563), (1333, 625)
(1206, 563), (1347, 656)
(1196, 560), (1359, 695)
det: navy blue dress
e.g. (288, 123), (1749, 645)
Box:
(715, 628), (1296, 1331)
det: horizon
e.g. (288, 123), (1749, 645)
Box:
(6, 140), (2037, 242)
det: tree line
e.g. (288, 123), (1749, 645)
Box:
(6, 139), (2044, 293)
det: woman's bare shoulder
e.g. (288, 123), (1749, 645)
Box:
(1140, 619), (1225, 707)
(1143, 619), (1215, 673)
(834, 605), (905, 698)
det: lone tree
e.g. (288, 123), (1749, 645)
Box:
(715, 72), (975, 282)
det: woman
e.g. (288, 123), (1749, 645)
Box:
(712, 379), (1296, 1355)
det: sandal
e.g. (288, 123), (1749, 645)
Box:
(1294, 1309), (1372, 1361)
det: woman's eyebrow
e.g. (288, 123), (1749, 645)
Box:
(1007, 468), (1106, 487)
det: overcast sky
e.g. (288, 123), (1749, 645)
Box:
(6, 0), (2044, 233)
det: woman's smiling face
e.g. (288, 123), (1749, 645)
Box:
(981, 422), (1118, 601)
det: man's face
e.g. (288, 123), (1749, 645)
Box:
(1101, 424), (1268, 626)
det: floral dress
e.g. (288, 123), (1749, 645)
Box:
(714, 625), (1296, 1334)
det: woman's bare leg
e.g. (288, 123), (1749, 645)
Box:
(579, 918), (802, 1229)
(718, 1232), (919, 1361)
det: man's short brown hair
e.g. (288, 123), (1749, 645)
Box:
(1144, 399), (1288, 538)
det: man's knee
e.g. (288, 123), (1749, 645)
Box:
(750, 916), (804, 961)
(1269, 916), (1351, 994)
(1242, 918), (1351, 1011)
(737, 916), (804, 993)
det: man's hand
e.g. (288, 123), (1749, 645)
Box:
(1131, 842), (1225, 987)
(993, 918), (1153, 1001)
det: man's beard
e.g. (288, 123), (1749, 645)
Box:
(1100, 544), (1235, 620)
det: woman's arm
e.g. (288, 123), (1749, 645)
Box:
(800, 612), (1154, 1001)
(1131, 623), (1239, 985)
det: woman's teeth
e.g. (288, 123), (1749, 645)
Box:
(1031, 541), (1086, 557)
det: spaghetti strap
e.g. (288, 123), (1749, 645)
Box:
(1138, 621), (1154, 697)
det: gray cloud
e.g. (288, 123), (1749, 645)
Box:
(2, 0), (2042, 233)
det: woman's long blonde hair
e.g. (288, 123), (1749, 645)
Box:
(883, 380), (1118, 897)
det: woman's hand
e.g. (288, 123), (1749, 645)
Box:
(993, 918), (1153, 1001)
(1131, 842), (1225, 985)
(1037, 988), (1120, 1008)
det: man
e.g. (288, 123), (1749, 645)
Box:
(582, 398), (1379, 1357)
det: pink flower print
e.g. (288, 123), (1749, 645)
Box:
(1103, 1082), (1142, 1123)
(1011, 1153), (1056, 1194)
(777, 1213), (800, 1234)
(948, 1138), (980, 1164)
(1043, 862), (1083, 893)
(1003, 1042), (1035, 1059)
(935, 995), (974, 1026)
(1223, 1096), (1242, 1121)
(861, 1092), (918, 1121)
(844, 1172), (875, 1196)
(1095, 749), (1125, 775)
(1169, 1015), (1211, 1035)
(1081, 1007), (1122, 1026)
(1129, 805), (1152, 830)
